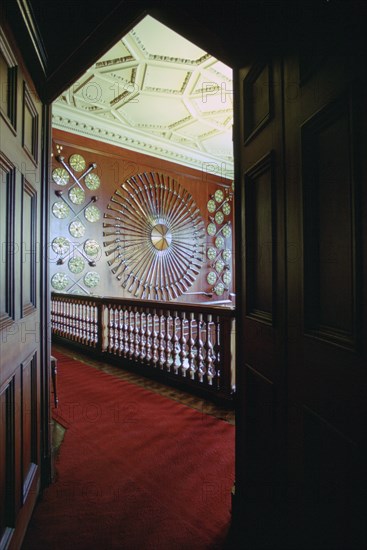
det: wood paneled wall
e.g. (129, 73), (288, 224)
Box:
(51, 129), (234, 304)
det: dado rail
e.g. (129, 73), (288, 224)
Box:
(51, 293), (236, 401)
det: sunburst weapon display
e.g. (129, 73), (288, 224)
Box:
(104, 172), (205, 300)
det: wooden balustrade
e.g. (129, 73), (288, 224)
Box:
(51, 292), (236, 400)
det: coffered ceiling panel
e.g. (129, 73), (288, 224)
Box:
(53, 15), (234, 176)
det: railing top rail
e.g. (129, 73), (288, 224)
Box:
(51, 292), (235, 318)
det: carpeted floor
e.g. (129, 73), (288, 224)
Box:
(22, 350), (235, 549)
(52, 344), (235, 425)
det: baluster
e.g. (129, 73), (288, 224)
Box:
(58, 300), (61, 333)
(152, 309), (159, 367)
(80, 303), (85, 343)
(79, 302), (83, 343)
(77, 302), (81, 340)
(114, 306), (119, 354)
(65, 300), (68, 337)
(117, 306), (122, 355)
(188, 312), (196, 380)
(75, 302), (80, 341)
(123, 308), (129, 357)
(172, 311), (179, 374)
(79, 302), (83, 344)
(56, 300), (59, 333)
(58, 300), (62, 333)
(83, 303), (87, 344)
(86, 303), (90, 345)
(61, 300), (65, 336)
(70, 302), (74, 339)
(119, 307), (124, 356)
(139, 310), (145, 362)
(70, 301), (74, 338)
(92, 303), (96, 346)
(60, 300), (64, 334)
(179, 312), (188, 376)
(94, 304), (99, 347)
(61, 300), (64, 333)
(69, 302), (73, 338)
(134, 308), (140, 360)
(66, 300), (70, 338)
(87, 303), (91, 344)
(164, 310), (172, 372)
(111, 306), (116, 353)
(68, 301), (73, 338)
(87, 302), (94, 346)
(81, 302), (85, 343)
(56, 300), (60, 332)
(204, 314), (215, 385)
(64, 301), (68, 338)
(79, 302), (82, 340)
(196, 313), (205, 382)
(67, 300), (71, 337)
(83, 302), (90, 346)
(80, 302), (84, 342)
(59, 300), (63, 335)
(73, 303), (77, 339)
(91, 303), (95, 346)
(81, 303), (85, 343)
(77, 302), (81, 341)
(60, 301), (64, 336)
(145, 311), (152, 363)
(128, 307), (134, 359)
(158, 310), (165, 370)
(63, 300), (67, 336)
(108, 306), (114, 353)
(213, 315), (221, 389)
(118, 307), (124, 355)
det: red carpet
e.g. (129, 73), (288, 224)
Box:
(22, 352), (235, 549)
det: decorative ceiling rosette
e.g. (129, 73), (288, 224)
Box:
(104, 172), (205, 300)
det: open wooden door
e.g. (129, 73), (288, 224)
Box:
(234, 56), (288, 548)
(0, 26), (51, 549)
(234, 47), (367, 550)
(284, 50), (367, 549)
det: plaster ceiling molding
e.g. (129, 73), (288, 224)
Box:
(53, 15), (233, 176)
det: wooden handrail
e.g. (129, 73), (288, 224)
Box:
(51, 292), (236, 400)
(51, 293), (235, 316)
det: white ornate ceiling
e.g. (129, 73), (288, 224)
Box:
(52, 15), (233, 177)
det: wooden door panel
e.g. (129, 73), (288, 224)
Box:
(236, 48), (366, 549)
(21, 179), (38, 317)
(245, 152), (275, 325)
(0, 26), (46, 549)
(235, 57), (287, 547)
(21, 352), (39, 505)
(0, 379), (15, 546)
(285, 52), (367, 548)
(0, 155), (16, 329)
(302, 95), (358, 347)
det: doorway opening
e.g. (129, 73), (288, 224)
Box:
(49, 14), (236, 402)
